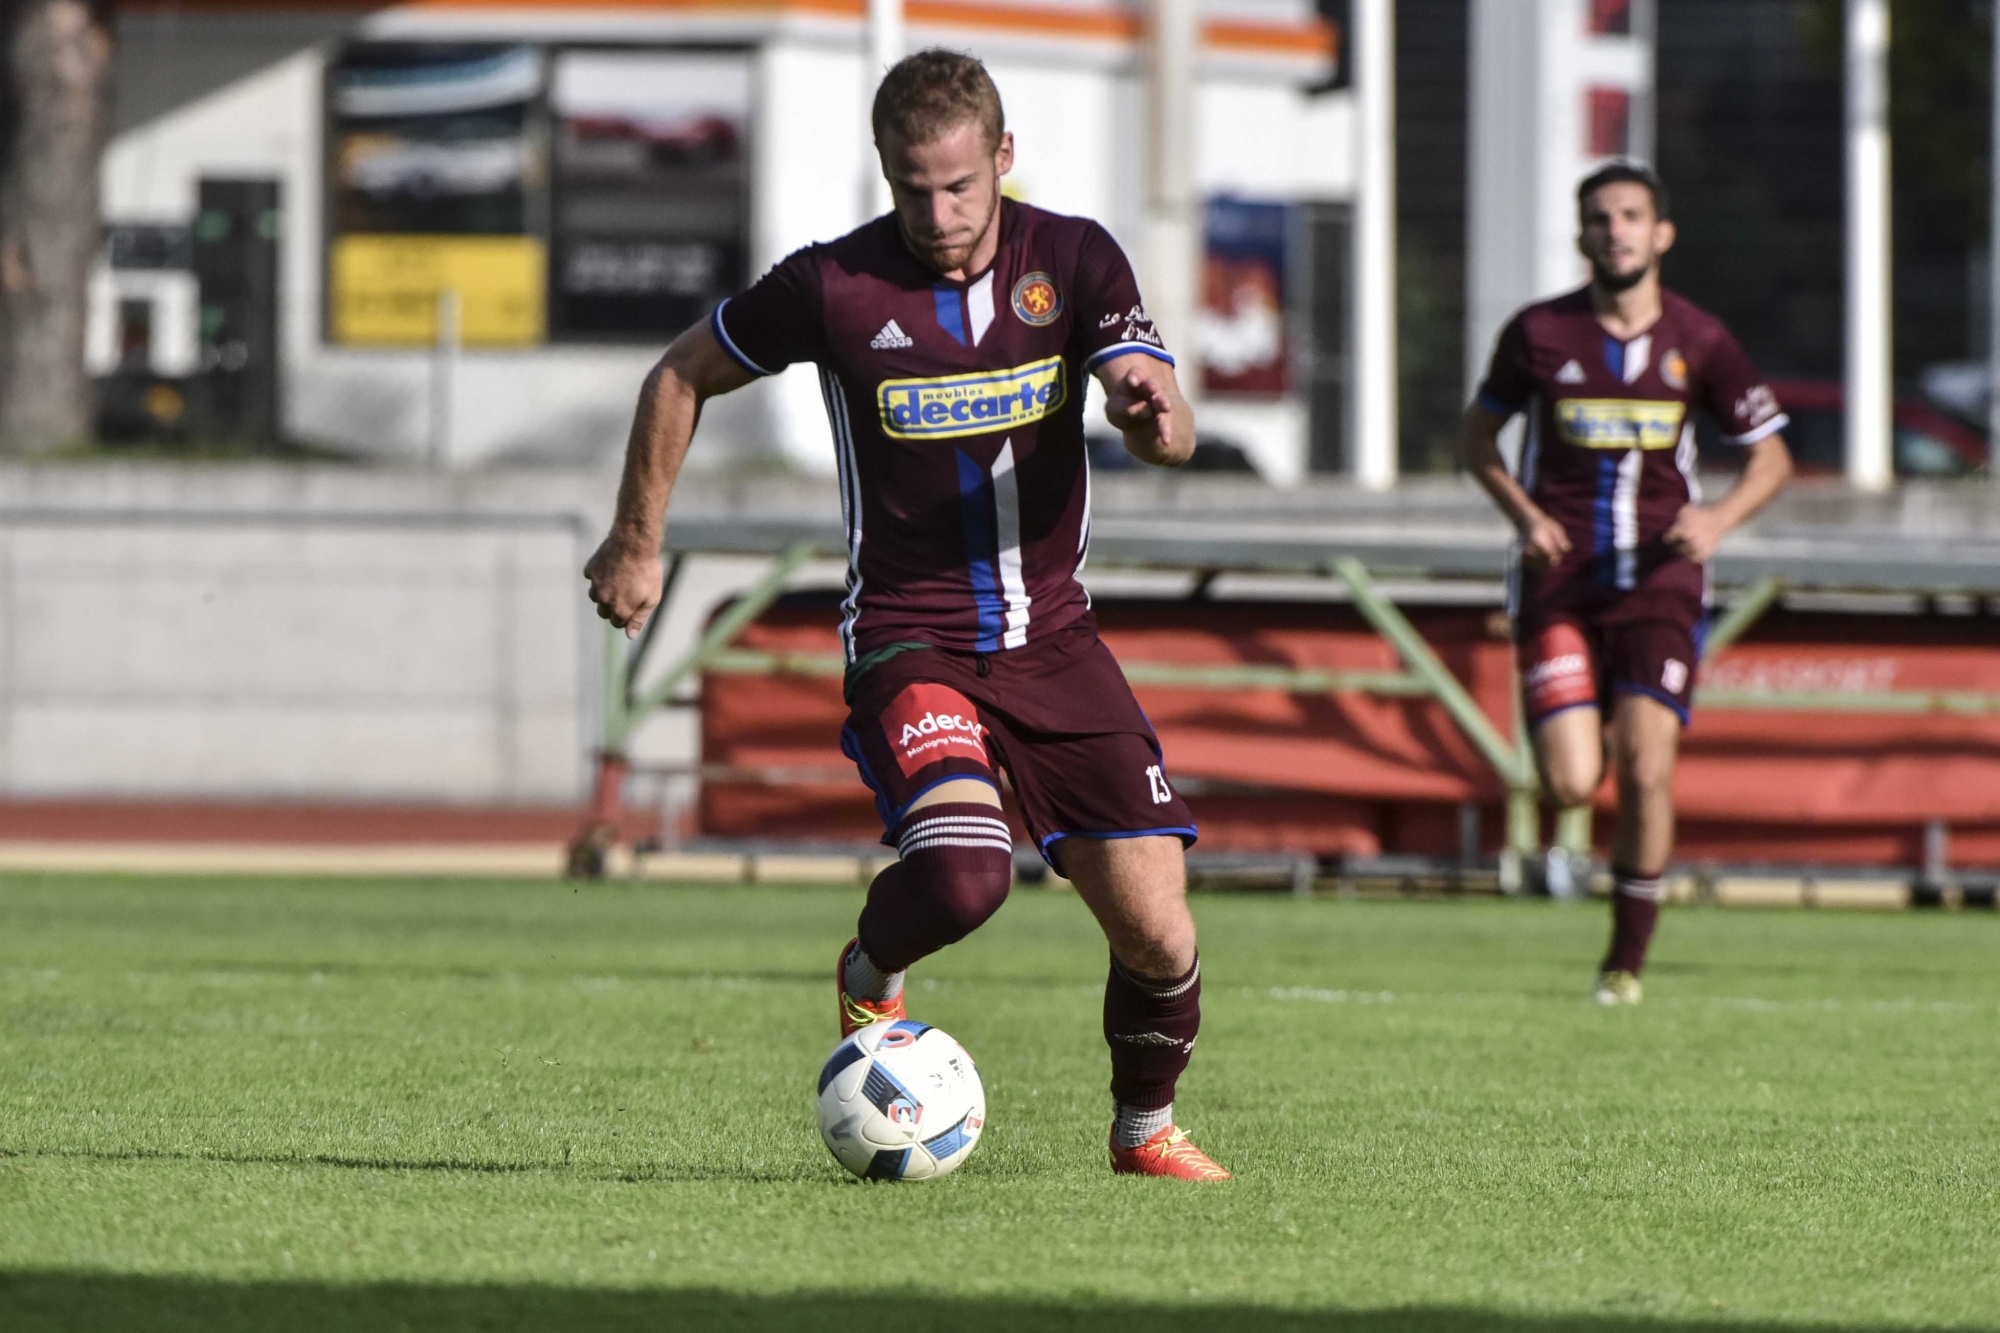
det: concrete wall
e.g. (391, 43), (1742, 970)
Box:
(7, 461), (1991, 807)
(0, 511), (592, 803)
(0, 463), (860, 805)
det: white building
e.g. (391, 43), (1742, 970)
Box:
(97, 0), (1355, 483)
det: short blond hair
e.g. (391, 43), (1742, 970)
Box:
(871, 48), (1005, 153)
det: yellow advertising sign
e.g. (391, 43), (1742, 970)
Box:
(1553, 398), (1688, 450)
(331, 234), (545, 347)
(877, 357), (1067, 441)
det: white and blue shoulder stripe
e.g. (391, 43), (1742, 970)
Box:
(710, 299), (775, 378)
(1084, 341), (1176, 373)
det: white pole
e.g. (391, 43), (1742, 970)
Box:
(431, 287), (459, 468)
(865, 0), (905, 218)
(1988, 2), (2000, 457)
(1845, 0), (1893, 491)
(1351, 0), (1398, 489)
(1145, 0), (1203, 407)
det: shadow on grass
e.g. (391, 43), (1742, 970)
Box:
(7, 1145), (544, 1175)
(134, 958), (830, 988)
(0, 1273), (1951, 1333)
(102, 956), (1106, 994)
(6, 1145), (827, 1186)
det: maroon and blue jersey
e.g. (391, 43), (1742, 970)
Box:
(1476, 286), (1787, 615)
(713, 200), (1170, 662)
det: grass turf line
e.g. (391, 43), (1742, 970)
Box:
(0, 873), (1995, 1332)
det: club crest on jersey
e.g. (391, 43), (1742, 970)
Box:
(1553, 398), (1687, 450)
(1011, 272), (1062, 326)
(878, 357), (1067, 441)
(881, 683), (990, 775)
(1660, 349), (1688, 391)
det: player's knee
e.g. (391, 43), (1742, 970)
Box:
(1124, 917), (1196, 979)
(894, 802), (1014, 940)
(1544, 767), (1600, 809)
(928, 851), (1013, 938)
(1614, 745), (1674, 800)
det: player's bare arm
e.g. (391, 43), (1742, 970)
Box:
(1461, 400), (1571, 568)
(584, 321), (756, 639)
(1096, 352), (1195, 466)
(1664, 434), (1793, 564)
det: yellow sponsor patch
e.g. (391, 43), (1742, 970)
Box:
(1554, 398), (1688, 450)
(878, 356), (1067, 441)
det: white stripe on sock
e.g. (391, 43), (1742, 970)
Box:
(899, 817), (1011, 839)
(901, 818), (1011, 836)
(1114, 954), (1200, 1000)
(898, 835), (1015, 857)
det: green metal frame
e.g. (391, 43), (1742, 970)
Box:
(590, 556), (2000, 879)
(1702, 575), (1784, 660)
(600, 541), (817, 753)
(596, 548), (1551, 867)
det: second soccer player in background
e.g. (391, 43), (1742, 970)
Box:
(1464, 163), (1795, 1005)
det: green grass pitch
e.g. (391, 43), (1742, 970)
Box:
(2, 873), (1996, 1332)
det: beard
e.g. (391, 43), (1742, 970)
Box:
(1591, 256), (1651, 293)
(907, 232), (978, 274)
(897, 190), (1000, 276)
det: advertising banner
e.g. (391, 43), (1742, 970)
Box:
(326, 44), (546, 346)
(698, 600), (2000, 866)
(548, 51), (751, 340)
(1199, 197), (1291, 396)
(330, 234), (545, 347)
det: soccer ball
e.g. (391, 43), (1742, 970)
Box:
(815, 1020), (985, 1181)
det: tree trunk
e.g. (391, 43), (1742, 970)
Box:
(0, 0), (113, 453)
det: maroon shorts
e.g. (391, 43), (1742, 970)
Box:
(839, 618), (1197, 870)
(1517, 610), (1702, 728)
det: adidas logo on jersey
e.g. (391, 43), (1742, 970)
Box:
(870, 320), (914, 350)
(1555, 359), (1587, 384)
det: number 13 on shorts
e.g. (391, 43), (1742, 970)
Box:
(1145, 764), (1172, 804)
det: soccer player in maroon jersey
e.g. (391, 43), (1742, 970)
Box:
(1462, 163), (1795, 1005)
(584, 51), (1228, 1179)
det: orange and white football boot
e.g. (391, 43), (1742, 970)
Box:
(836, 936), (906, 1038)
(1109, 1124), (1232, 1181)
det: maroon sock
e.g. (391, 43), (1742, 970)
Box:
(1602, 865), (1664, 975)
(855, 803), (1013, 973)
(1104, 952), (1201, 1111)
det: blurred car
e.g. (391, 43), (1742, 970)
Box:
(562, 113), (740, 169)
(1085, 433), (1263, 476)
(1918, 360), (1988, 423)
(94, 371), (191, 443)
(1699, 378), (1988, 478)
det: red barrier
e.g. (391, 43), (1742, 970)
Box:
(700, 600), (2000, 866)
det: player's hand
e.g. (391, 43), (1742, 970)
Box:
(1517, 510), (1573, 570)
(584, 534), (665, 640)
(1102, 365), (1183, 463)
(1665, 503), (1728, 564)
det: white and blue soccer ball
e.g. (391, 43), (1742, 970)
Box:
(815, 1020), (985, 1181)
